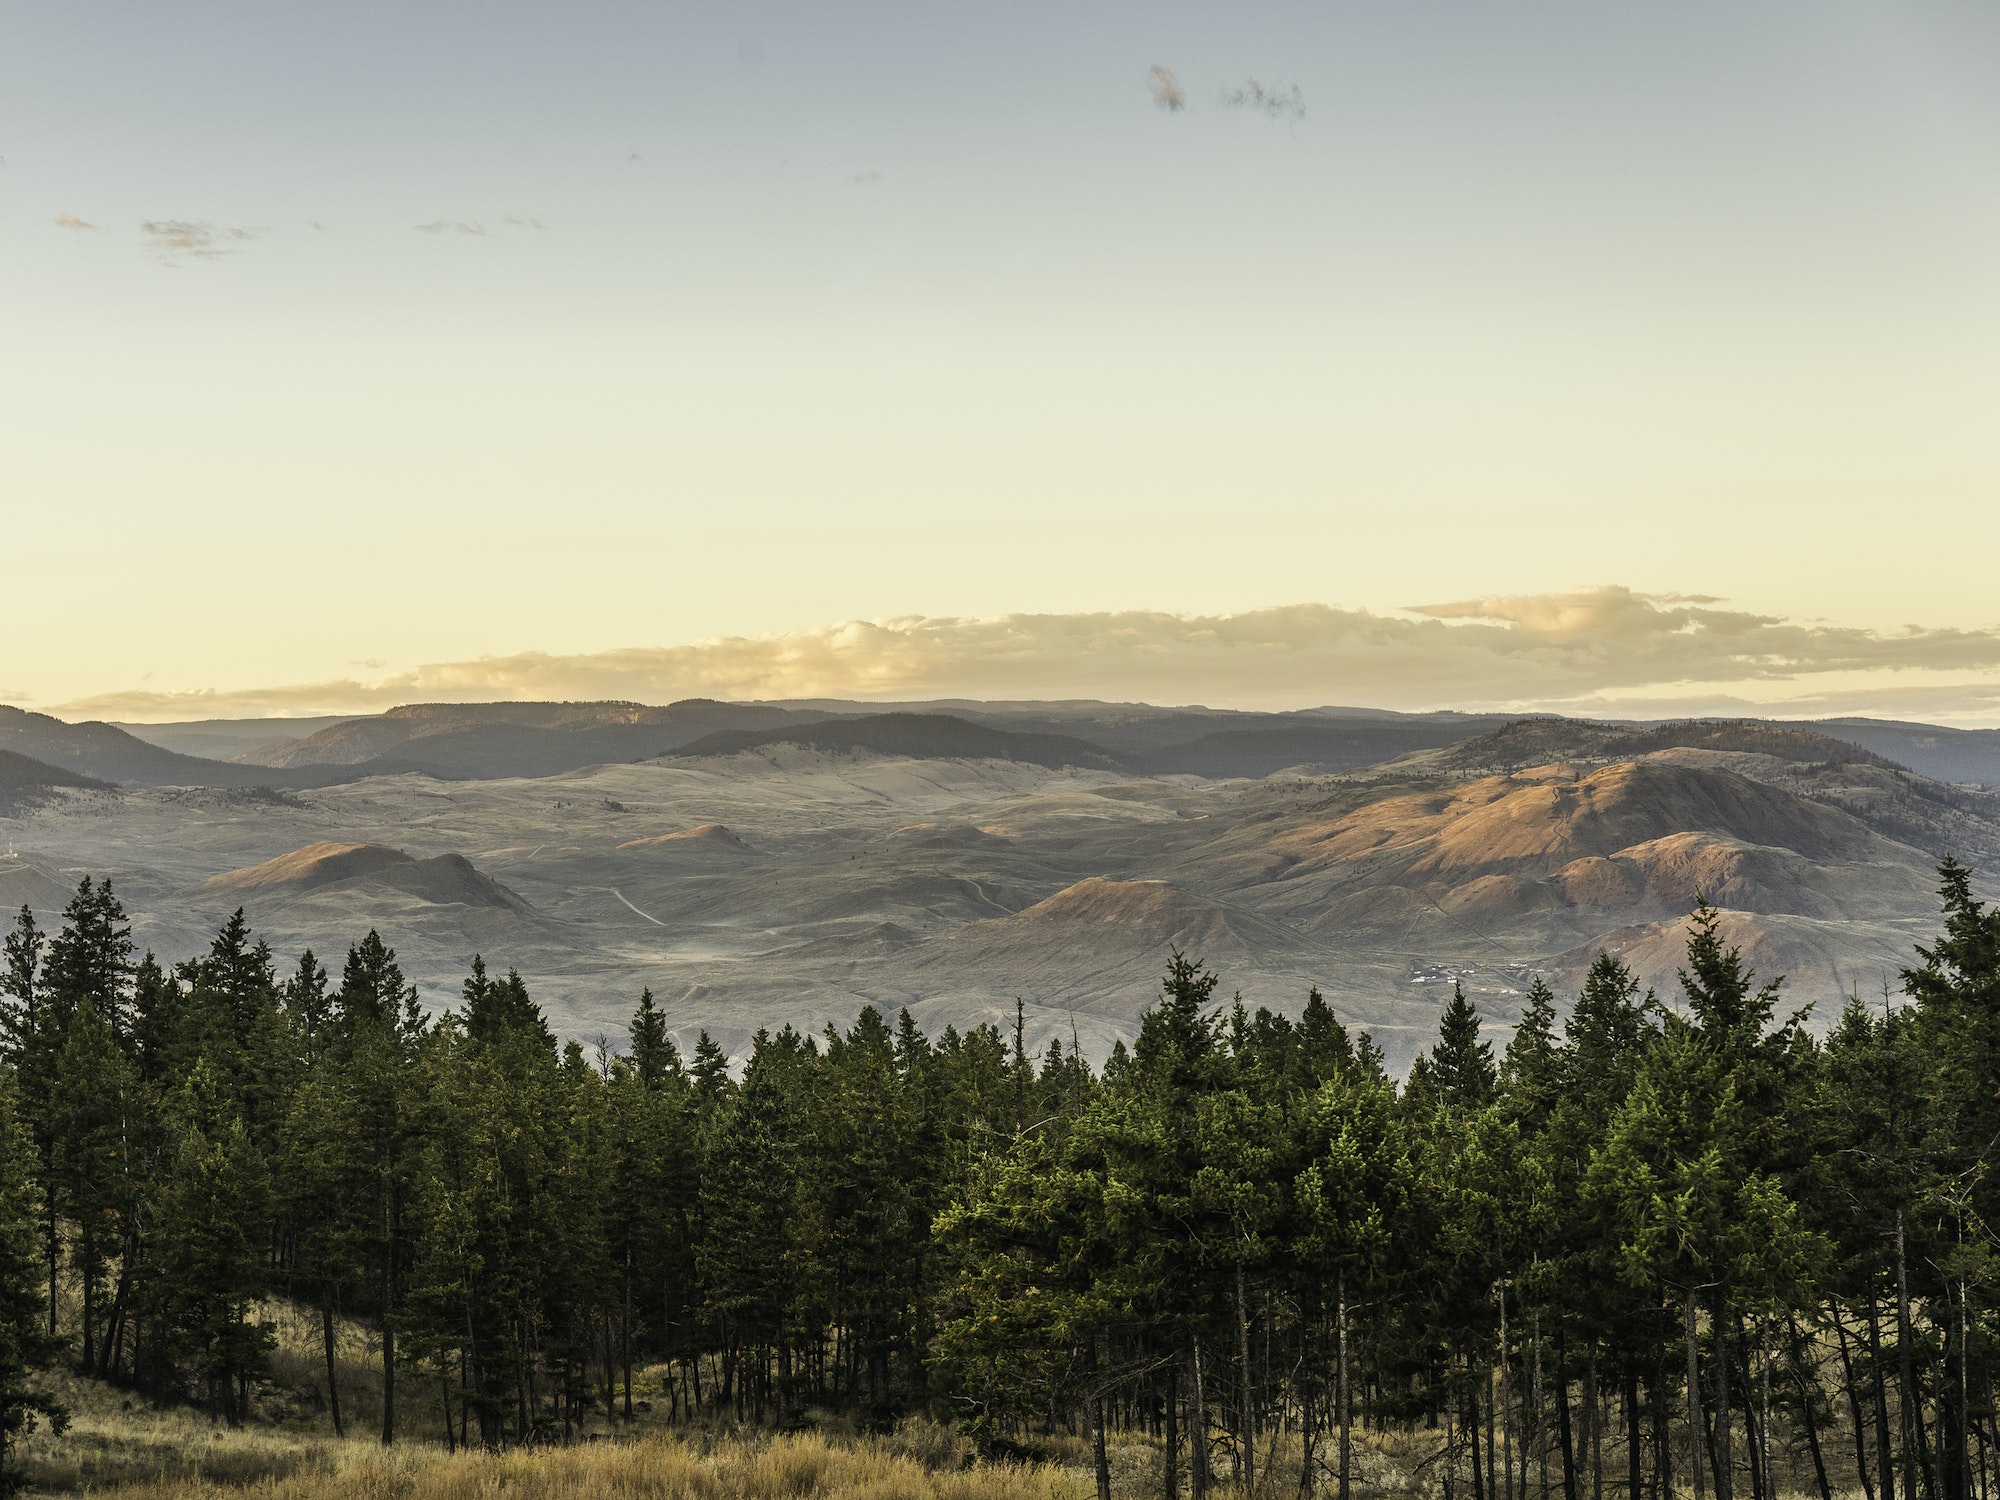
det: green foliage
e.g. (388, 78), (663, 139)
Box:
(10, 862), (2000, 1491)
(0, 1066), (65, 1494)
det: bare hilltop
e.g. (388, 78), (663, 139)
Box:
(3, 697), (1996, 1071)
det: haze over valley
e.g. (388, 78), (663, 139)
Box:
(3, 697), (1993, 1070)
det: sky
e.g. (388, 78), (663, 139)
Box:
(6, 1), (2000, 722)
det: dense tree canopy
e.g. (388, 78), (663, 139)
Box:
(2, 868), (1999, 1500)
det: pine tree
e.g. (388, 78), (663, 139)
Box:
(691, 1030), (732, 1110)
(46, 1001), (137, 1377)
(143, 1059), (273, 1422)
(0, 908), (42, 1063)
(1427, 982), (1497, 1111)
(1500, 974), (1561, 1126)
(327, 931), (427, 1443)
(39, 879), (134, 1042)
(628, 988), (679, 1093)
(0, 1067), (64, 1495)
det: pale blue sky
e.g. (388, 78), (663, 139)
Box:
(5, 1), (2000, 713)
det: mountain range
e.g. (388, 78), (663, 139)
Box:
(13, 697), (2000, 787)
(3, 697), (1996, 1070)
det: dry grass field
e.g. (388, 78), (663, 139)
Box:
(7, 1300), (1847, 1500)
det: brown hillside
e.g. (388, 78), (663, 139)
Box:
(203, 842), (530, 911)
(1233, 759), (1895, 888)
(1400, 718), (1900, 779)
(1546, 908), (1916, 1012)
(203, 842), (410, 893)
(942, 878), (1300, 963)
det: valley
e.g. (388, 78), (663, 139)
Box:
(2, 701), (1996, 1072)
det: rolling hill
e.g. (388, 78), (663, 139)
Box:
(0, 706), (296, 788)
(0, 748), (111, 814)
(5, 705), (1993, 1070)
(239, 700), (835, 776)
(667, 713), (1123, 770)
(203, 841), (532, 912)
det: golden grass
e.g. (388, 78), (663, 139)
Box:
(56, 1430), (1091, 1500)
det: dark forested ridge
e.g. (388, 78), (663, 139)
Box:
(0, 753), (108, 817)
(4, 867), (2000, 1500)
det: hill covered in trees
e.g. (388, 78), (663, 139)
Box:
(0, 751), (108, 817)
(5, 870), (2000, 1500)
(668, 713), (1124, 771)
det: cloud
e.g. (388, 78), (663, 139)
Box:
(1218, 79), (1306, 122)
(850, 171), (882, 185)
(416, 220), (489, 236)
(54, 213), (96, 231)
(44, 588), (2000, 725)
(502, 215), (544, 229)
(1414, 586), (1727, 642)
(141, 220), (261, 264)
(1147, 66), (1186, 113)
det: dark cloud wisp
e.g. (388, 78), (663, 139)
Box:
(1218, 80), (1306, 121)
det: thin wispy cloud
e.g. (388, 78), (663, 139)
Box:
(141, 220), (261, 264)
(54, 213), (97, 231)
(417, 218), (543, 236)
(45, 588), (2000, 725)
(1218, 79), (1306, 122)
(1147, 66), (1186, 113)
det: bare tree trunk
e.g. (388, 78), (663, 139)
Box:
(45, 1188), (59, 1345)
(1587, 1347), (1602, 1500)
(1301, 1333), (1317, 1498)
(1489, 1358), (1499, 1500)
(1536, 1313), (1549, 1500)
(80, 1228), (95, 1375)
(1786, 1313), (1832, 1500)
(1964, 1281), (1975, 1500)
(1167, 1362), (1181, 1500)
(1713, 1292), (1733, 1500)
(1624, 1368), (1641, 1500)
(1836, 1307), (1879, 1500)
(1758, 1323), (1773, 1500)
(1558, 1327), (1578, 1500)
(1239, 1264), (1257, 1494)
(1195, 1339), (1212, 1500)
(1471, 1373), (1488, 1500)
(323, 1297), (345, 1437)
(98, 1255), (130, 1383)
(1895, 1212), (1933, 1500)
(1688, 1291), (1708, 1500)
(1501, 1292), (1515, 1500)
(1090, 1340), (1112, 1500)
(1339, 1279), (1353, 1500)
(380, 1173), (397, 1446)
(1871, 1287), (1898, 1500)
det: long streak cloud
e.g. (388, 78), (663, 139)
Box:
(43, 587), (2000, 724)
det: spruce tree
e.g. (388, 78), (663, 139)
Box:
(0, 1067), (63, 1495)
(0, 908), (42, 1063)
(1428, 982), (1497, 1111)
(144, 1059), (273, 1422)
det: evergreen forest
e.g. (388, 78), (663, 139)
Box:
(4, 863), (2000, 1500)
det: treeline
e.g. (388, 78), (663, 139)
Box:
(2, 865), (1999, 1500)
